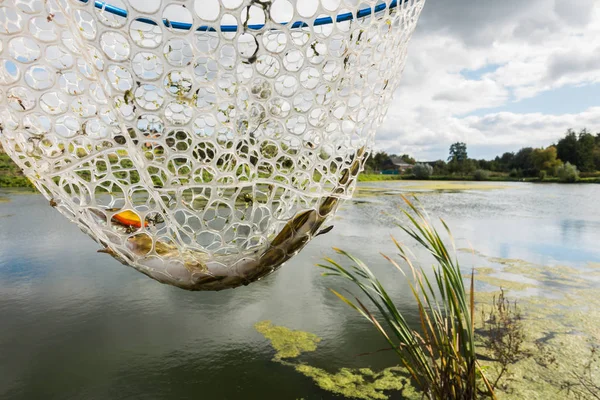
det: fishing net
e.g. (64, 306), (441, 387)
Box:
(0, 0), (425, 290)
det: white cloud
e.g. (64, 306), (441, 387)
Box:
(378, 107), (600, 160)
(377, 0), (600, 159)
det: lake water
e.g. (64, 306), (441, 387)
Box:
(1, 181), (599, 399)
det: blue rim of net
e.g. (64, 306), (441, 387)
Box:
(89, 0), (402, 32)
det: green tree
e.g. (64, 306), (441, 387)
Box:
(477, 159), (493, 171)
(557, 162), (579, 183)
(555, 129), (598, 172)
(374, 152), (391, 170)
(473, 169), (490, 181)
(494, 152), (515, 172)
(448, 142), (469, 175)
(531, 146), (562, 176)
(448, 142), (468, 163)
(400, 154), (416, 165)
(432, 160), (448, 175)
(364, 151), (393, 173)
(556, 129), (579, 166)
(594, 147), (600, 171)
(413, 163), (433, 179)
(512, 147), (535, 175)
(577, 129), (595, 172)
(595, 132), (600, 171)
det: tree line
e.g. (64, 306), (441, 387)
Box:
(363, 152), (416, 172)
(364, 128), (600, 178)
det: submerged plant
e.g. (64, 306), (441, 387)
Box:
(320, 196), (495, 399)
(478, 289), (528, 391)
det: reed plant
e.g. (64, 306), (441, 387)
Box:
(320, 196), (495, 399)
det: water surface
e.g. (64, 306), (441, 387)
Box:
(1, 181), (599, 399)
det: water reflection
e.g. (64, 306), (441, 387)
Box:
(1, 182), (600, 399)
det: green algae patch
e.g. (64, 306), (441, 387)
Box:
(254, 320), (321, 360)
(483, 257), (592, 290)
(255, 320), (421, 399)
(355, 186), (449, 200)
(0, 196), (10, 203)
(358, 174), (403, 182)
(294, 365), (418, 400)
(355, 187), (399, 198)
(474, 274), (538, 292)
(356, 186), (440, 198)
(469, 252), (600, 399)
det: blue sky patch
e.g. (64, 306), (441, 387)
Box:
(460, 63), (502, 80)
(463, 82), (600, 118)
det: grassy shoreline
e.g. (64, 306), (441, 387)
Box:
(358, 173), (600, 184)
(0, 153), (34, 188)
(1, 152), (598, 189)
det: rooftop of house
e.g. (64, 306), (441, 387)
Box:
(389, 157), (413, 167)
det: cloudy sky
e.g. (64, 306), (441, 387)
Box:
(377, 0), (600, 161)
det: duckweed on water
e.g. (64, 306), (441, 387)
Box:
(469, 252), (600, 399)
(473, 274), (538, 292)
(254, 321), (321, 360)
(256, 253), (600, 399)
(356, 187), (439, 199)
(255, 320), (420, 400)
(294, 365), (419, 400)
(355, 182), (508, 201)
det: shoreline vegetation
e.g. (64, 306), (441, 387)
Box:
(1, 151), (598, 190)
(2, 127), (599, 189)
(0, 151), (34, 188)
(357, 173), (600, 183)
(364, 128), (600, 184)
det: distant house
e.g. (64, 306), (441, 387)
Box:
(382, 157), (413, 174)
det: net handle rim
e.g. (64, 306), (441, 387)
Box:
(90, 0), (403, 32)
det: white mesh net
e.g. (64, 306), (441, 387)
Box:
(0, 0), (425, 290)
